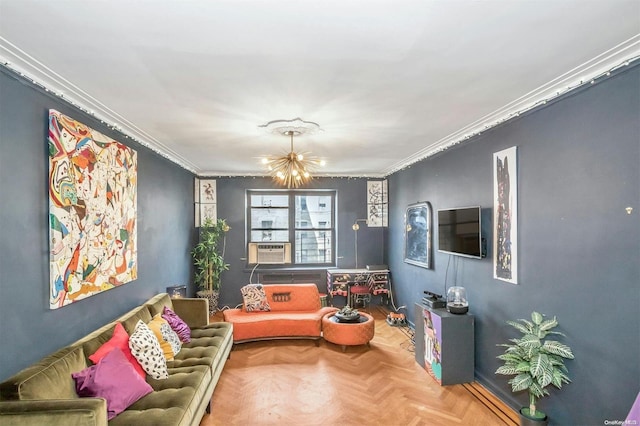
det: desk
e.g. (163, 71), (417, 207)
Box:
(326, 269), (389, 306)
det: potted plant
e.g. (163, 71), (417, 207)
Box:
(192, 217), (230, 314)
(495, 311), (574, 426)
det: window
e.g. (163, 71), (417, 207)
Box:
(248, 190), (336, 265)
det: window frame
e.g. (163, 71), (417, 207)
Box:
(247, 189), (337, 267)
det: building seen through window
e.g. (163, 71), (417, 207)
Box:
(248, 190), (335, 265)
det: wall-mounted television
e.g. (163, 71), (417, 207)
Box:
(437, 206), (483, 259)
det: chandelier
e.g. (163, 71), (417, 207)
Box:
(259, 118), (325, 188)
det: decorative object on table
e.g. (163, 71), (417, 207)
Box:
(495, 311), (574, 426)
(404, 201), (432, 269)
(192, 217), (230, 314)
(48, 109), (138, 310)
(166, 285), (187, 299)
(367, 179), (388, 227)
(194, 178), (216, 227)
(446, 286), (469, 314)
(259, 118), (326, 188)
(493, 146), (518, 284)
(334, 305), (360, 322)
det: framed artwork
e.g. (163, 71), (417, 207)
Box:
(493, 146), (518, 284)
(194, 178), (217, 227)
(48, 109), (138, 309)
(404, 201), (432, 269)
(199, 179), (217, 203)
(199, 203), (217, 224)
(367, 179), (388, 227)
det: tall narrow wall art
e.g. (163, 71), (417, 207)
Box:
(493, 146), (518, 284)
(48, 110), (138, 309)
(367, 179), (388, 227)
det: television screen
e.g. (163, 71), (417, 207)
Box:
(437, 206), (482, 258)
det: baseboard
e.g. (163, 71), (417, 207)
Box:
(462, 382), (519, 426)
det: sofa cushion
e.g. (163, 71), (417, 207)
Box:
(3, 346), (87, 400)
(73, 348), (153, 420)
(224, 310), (333, 342)
(147, 314), (182, 360)
(110, 365), (211, 426)
(117, 305), (153, 336)
(128, 320), (168, 380)
(263, 284), (321, 312)
(88, 322), (145, 379)
(162, 306), (191, 343)
(241, 284), (271, 312)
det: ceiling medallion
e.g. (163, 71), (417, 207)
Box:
(259, 118), (325, 188)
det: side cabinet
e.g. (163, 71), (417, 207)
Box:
(414, 303), (474, 385)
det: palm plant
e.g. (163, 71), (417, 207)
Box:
(192, 217), (230, 294)
(495, 311), (574, 422)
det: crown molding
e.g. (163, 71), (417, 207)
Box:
(2, 34), (638, 179)
(0, 36), (198, 173)
(381, 35), (640, 177)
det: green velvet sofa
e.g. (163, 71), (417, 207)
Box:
(0, 293), (233, 426)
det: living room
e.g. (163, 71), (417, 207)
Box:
(0, 2), (638, 425)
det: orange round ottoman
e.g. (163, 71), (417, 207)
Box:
(322, 312), (374, 352)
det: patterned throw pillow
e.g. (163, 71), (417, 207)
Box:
(162, 306), (191, 343)
(147, 314), (181, 360)
(241, 284), (271, 312)
(128, 320), (169, 380)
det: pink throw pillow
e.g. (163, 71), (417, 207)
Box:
(89, 322), (146, 379)
(73, 348), (153, 420)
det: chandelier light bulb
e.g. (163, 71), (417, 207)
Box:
(319, 160), (326, 166)
(292, 169), (298, 176)
(261, 158), (269, 164)
(297, 154), (304, 161)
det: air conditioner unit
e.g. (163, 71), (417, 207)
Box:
(248, 242), (291, 264)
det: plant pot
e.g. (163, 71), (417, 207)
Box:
(196, 290), (219, 315)
(518, 408), (548, 426)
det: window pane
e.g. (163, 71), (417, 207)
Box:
(251, 208), (288, 229)
(295, 195), (332, 229)
(251, 194), (288, 207)
(251, 230), (289, 242)
(295, 230), (332, 263)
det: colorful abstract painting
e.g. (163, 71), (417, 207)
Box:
(49, 110), (137, 309)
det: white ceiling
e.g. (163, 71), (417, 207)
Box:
(1, 0), (639, 177)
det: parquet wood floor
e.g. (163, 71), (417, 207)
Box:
(200, 307), (517, 426)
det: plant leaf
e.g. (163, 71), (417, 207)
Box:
(531, 312), (544, 325)
(509, 374), (533, 392)
(507, 320), (531, 335)
(542, 340), (574, 359)
(530, 354), (553, 387)
(496, 365), (519, 375)
(539, 317), (558, 332)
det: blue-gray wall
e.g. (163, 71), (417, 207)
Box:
(2, 59), (638, 425)
(212, 176), (386, 309)
(387, 64), (640, 424)
(0, 68), (195, 381)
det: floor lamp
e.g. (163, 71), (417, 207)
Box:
(352, 219), (368, 269)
